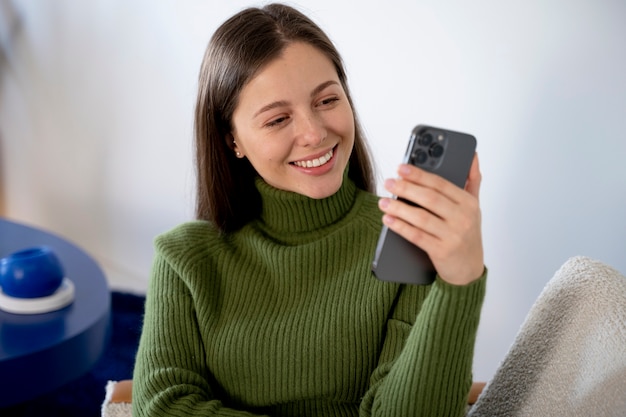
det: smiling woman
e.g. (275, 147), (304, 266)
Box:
(230, 42), (355, 199)
(192, 5), (376, 234)
(131, 3), (487, 417)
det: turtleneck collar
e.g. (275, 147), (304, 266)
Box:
(253, 170), (358, 236)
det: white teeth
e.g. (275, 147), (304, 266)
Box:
(293, 148), (334, 168)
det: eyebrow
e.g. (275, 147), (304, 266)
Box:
(253, 80), (340, 118)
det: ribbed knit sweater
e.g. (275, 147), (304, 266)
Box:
(132, 176), (486, 417)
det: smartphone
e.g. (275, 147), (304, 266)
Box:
(371, 124), (477, 285)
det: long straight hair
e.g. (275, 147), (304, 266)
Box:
(194, 3), (376, 233)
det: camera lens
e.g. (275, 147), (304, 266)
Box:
(418, 133), (433, 146)
(429, 143), (444, 158)
(411, 149), (428, 165)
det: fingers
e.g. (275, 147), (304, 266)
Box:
(384, 163), (472, 219)
(378, 161), (484, 285)
(379, 175), (477, 248)
(378, 197), (444, 243)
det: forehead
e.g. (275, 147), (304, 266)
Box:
(237, 42), (341, 107)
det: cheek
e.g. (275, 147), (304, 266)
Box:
(246, 141), (290, 169)
(337, 112), (356, 147)
(335, 104), (355, 136)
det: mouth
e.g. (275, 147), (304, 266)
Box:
(291, 146), (335, 168)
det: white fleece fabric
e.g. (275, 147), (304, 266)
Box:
(102, 256), (626, 417)
(101, 380), (132, 417)
(468, 256), (626, 417)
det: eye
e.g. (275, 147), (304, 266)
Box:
(317, 96), (340, 107)
(265, 115), (290, 128)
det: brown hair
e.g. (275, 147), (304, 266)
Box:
(194, 3), (376, 233)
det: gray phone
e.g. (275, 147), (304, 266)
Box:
(371, 124), (477, 285)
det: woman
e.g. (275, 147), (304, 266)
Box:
(132, 3), (486, 416)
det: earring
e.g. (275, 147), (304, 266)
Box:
(232, 140), (241, 158)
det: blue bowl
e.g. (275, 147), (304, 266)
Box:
(0, 246), (65, 299)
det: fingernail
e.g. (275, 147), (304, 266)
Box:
(382, 214), (395, 225)
(384, 179), (395, 190)
(378, 198), (389, 209)
(399, 164), (411, 175)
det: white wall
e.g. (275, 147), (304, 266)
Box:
(1, 0), (625, 382)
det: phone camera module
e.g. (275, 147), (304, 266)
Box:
(429, 143), (444, 158)
(418, 133), (433, 146)
(411, 149), (428, 165)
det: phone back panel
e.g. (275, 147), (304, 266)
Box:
(371, 125), (476, 285)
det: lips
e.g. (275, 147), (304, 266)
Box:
(291, 147), (335, 168)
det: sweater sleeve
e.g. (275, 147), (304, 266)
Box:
(360, 272), (487, 417)
(132, 251), (271, 417)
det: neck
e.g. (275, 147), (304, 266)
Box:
(254, 172), (357, 235)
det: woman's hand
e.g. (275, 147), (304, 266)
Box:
(378, 154), (484, 286)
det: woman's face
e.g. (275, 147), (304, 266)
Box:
(231, 42), (355, 199)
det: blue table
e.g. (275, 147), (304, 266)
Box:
(0, 218), (111, 407)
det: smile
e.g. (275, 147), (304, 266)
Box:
(292, 147), (334, 168)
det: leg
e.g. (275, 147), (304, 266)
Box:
(468, 256), (626, 417)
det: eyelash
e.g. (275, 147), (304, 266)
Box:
(264, 96), (340, 128)
(266, 116), (289, 128)
(318, 96), (340, 107)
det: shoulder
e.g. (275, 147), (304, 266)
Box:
(156, 220), (217, 245)
(154, 220), (223, 263)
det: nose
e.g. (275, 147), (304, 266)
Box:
(294, 112), (326, 147)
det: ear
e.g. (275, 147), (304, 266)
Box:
(226, 133), (244, 158)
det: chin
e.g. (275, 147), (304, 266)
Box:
(302, 179), (343, 199)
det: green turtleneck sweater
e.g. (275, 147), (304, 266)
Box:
(132, 176), (486, 417)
